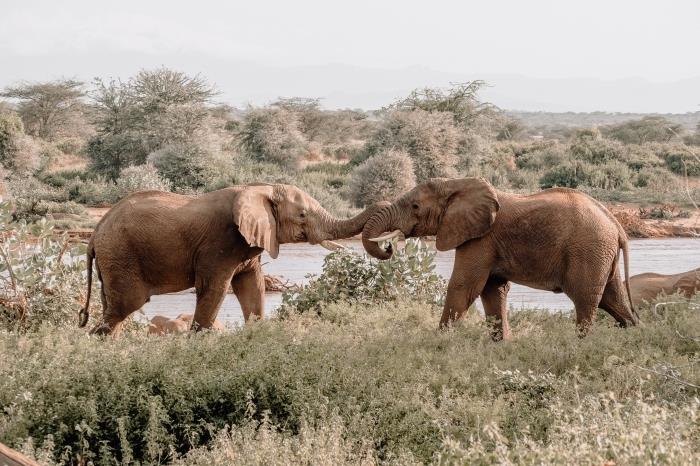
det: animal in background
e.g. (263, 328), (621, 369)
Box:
(626, 267), (700, 307)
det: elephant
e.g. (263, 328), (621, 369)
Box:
(361, 178), (638, 339)
(79, 183), (385, 336)
(148, 313), (224, 335)
(626, 267), (700, 307)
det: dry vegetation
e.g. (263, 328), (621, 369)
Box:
(1, 70), (700, 464)
(1, 69), (699, 232)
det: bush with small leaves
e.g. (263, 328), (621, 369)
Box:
(539, 161), (593, 189)
(237, 107), (308, 169)
(280, 238), (445, 316)
(66, 177), (119, 205)
(114, 164), (171, 196)
(148, 143), (235, 191)
(365, 109), (459, 182)
(349, 149), (415, 207)
(655, 144), (700, 176)
(0, 202), (88, 331)
(0, 111), (24, 169)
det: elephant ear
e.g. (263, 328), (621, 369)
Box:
(232, 186), (279, 259)
(435, 178), (500, 251)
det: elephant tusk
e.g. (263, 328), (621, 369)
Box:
(320, 240), (345, 251)
(369, 229), (402, 242)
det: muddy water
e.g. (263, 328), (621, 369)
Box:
(142, 238), (700, 324)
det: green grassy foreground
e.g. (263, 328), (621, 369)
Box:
(1, 299), (699, 465)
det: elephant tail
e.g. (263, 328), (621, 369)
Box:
(620, 235), (638, 322)
(78, 240), (94, 328)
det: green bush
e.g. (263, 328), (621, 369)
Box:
(114, 164), (171, 196)
(39, 169), (89, 188)
(569, 137), (628, 165)
(364, 109), (459, 182)
(349, 148), (415, 207)
(1, 296), (699, 464)
(0, 111), (24, 169)
(586, 160), (633, 190)
(655, 144), (700, 176)
(539, 161), (592, 188)
(280, 239), (446, 316)
(66, 177), (119, 205)
(601, 116), (681, 144)
(0, 202), (87, 331)
(148, 143), (234, 191)
(237, 107), (308, 169)
(515, 143), (568, 171)
(86, 132), (148, 180)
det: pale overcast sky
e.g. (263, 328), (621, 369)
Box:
(1, 0), (699, 111)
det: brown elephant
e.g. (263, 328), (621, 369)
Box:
(148, 313), (225, 335)
(361, 178), (638, 339)
(79, 184), (384, 336)
(627, 267), (700, 307)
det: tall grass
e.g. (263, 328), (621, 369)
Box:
(1, 296), (698, 464)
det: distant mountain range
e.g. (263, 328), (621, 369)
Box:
(2, 51), (699, 113)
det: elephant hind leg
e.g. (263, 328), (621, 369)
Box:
(89, 273), (149, 337)
(480, 276), (511, 341)
(599, 273), (638, 327)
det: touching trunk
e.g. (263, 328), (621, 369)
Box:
(319, 201), (390, 243)
(361, 204), (398, 260)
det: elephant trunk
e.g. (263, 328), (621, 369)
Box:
(362, 203), (399, 260)
(318, 201), (390, 243)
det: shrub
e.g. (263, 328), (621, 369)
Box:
(86, 132), (148, 180)
(148, 143), (234, 191)
(656, 144), (700, 176)
(539, 161), (592, 188)
(6, 177), (69, 221)
(114, 164), (171, 196)
(586, 160), (633, 190)
(365, 109), (459, 182)
(1, 296), (699, 464)
(349, 149), (415, 207)
(39, 169), (88, 188)
(515, 142), (568, 171)
(569, 137), (628, 165)
(634, 166), (680, 191)
(55, 136), (84, 155)
(601, 116), (681, 144)
(0, 202), (87, 331)
(0, 111), (24, 169)
(237, 107), (308, 169)
(66, 177), (119, 205)
(280, 239), (446, 316)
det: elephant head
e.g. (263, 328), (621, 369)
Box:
(234, 184), (387, 258)
(361, 178), (500, 259)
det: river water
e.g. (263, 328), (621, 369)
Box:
(142, 238), (700, 324)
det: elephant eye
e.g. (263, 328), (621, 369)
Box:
(300, 211), (306, 218)
(412, 203), (419, 210)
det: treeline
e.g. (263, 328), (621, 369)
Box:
(1, 68), (699, 229)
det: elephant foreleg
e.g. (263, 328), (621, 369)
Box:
(231, 266), (265, 322)
(440, 246), (492, 329)
(480, 277), (511, 341)
(192, 275), (230, 331)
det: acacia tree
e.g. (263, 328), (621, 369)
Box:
(1, 79), (85, 140)
(88, 68), (217, 179)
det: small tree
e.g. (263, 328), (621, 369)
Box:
(350, 149), (416, 207)
(601, 116), (682, 144)
(88, 68), (217, 179)
(237, 107), (308, 169)
(148, 143), (234, 191)
(366, 109), (458, 182)
(1, 79), (85, 140)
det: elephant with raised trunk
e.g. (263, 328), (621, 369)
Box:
(361, 178), (638, 339)
(80, 184), (386, 336)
